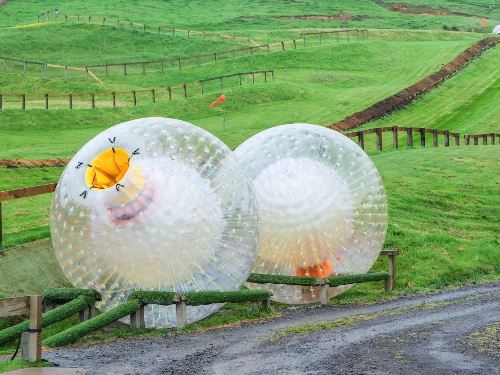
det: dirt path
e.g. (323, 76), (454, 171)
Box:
(45, 282), (500, 374)
(329, 37), (499, 131)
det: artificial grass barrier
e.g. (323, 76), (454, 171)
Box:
(43, 300), (140, 348)
(327, 272), (389, 286)
(184, 289), (272, 306)
(128, 291), (176, 305)
(0, 296), (90, 346)
(247, 272), (389, 286)
(43, 288), (102, 303)
(247, 273), (318, 286)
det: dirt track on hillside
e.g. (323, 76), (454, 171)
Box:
(45, 282), (500, 374)
(329, 37), (499, 131)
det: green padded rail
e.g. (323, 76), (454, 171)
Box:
(43, 288), (102, 303)
(327, 272), (389, 286)
(247, 273), (318, 286)
(43, 300), (140, 348)
(184, 289), (272, 306)
(0, 296), (90, 346)
(128, 291), (176, 305)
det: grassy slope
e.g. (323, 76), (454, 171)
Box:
(367, 45), (500, 133)
(0, 0), (498, 30)
(0, 24), (241, 65)
(1, 147), (498, 298)
(0, 37), (480, 159)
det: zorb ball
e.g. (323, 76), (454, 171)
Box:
(50, 117), (259, 327)
(235, 124), (388, 304)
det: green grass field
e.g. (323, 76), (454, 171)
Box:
(0, 0), (498, 363)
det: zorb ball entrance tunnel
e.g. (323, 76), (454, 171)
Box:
(235, 124), (388, 304)
(50, 117), (259, 327)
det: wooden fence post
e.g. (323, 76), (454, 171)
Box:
(406, 128), (413, 147)
(384, 251), (397, 292)
(444, 131), (450, 147)
(175, 296), (188, 328)
(392, 126), (398, 149)
(183, 84), (187, 98)
(22, 94), (26, 110)
(21, 296), (42, 362)
(281, 41), (285, 51)
(200, 81), (204, 94)
(69, 94), (73, 109)
(432, 130), (438, 147)
(0, 201), (2, 245)
(264, 71), (267, 83)
(141, 63), (146, 74)
(465, 135), (470, 145)
(357, 130), (365, 150)
(454, 133), (460, 146)
(491, 133), (496, 145)
(0, 94), (2, 111)
(293, 39), (297, 49)
(44, 94), (48, 110)
(124, 63), (127, 75)
(420, 128), (426, 147)
(151, 89), (156, 103)
(167, 87), (172, 101)
(239, 74), (242, 86)
(474, 135), (478, 145)
(178, 58), (182, 70)
(375, 128), (382, 151)
(132, 91), (137, 106)
(105, 65), (109, 76)
(252, 72), (255, 84)
(130, 305), (145, 329)
(482, 134), (487, 145)
(91, 94), (95, 108)
(262, 297), (271, 310)
(112, 92), (116, 107)
(160, 60), (165, 72)
(319, 280), (329, 306)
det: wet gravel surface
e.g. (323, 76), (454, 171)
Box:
(45, 282), (500, 374)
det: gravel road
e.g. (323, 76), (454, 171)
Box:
(45, 282), (500, 374)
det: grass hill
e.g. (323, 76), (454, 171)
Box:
(1, 0), (498, 31)
(0, 1), (498, 297)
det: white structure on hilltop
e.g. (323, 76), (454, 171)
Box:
(493, 25), (500, 34)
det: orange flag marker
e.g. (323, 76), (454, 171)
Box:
(210, 94), (226, 108)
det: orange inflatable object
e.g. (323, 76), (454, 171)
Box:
(481, 18), (487, 28)
(294, 260), (333, 278)
(210, 94), (227, 108)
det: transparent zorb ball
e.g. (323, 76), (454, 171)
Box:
(235, 124), (388, 304)
(51, 117), (259, 327)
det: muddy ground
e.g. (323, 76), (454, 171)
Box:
(45, 282), (500, 374)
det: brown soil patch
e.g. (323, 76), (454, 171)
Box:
(0, 0), (7, 6)
(329, 37), (499, 131)
(236, 14), (367, 21)
(377, 1), (476, 17)
(0, 158), (68, 168)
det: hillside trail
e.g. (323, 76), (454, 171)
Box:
(45, 282), (500, 374)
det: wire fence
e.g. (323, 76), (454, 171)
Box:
(3, 9), (368, 80)
(0, 70), (274, 110)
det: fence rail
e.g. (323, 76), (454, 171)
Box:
(0, 70), (273, 110)
(1, 22), (365, 79)
(37, 9), (250, 44)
